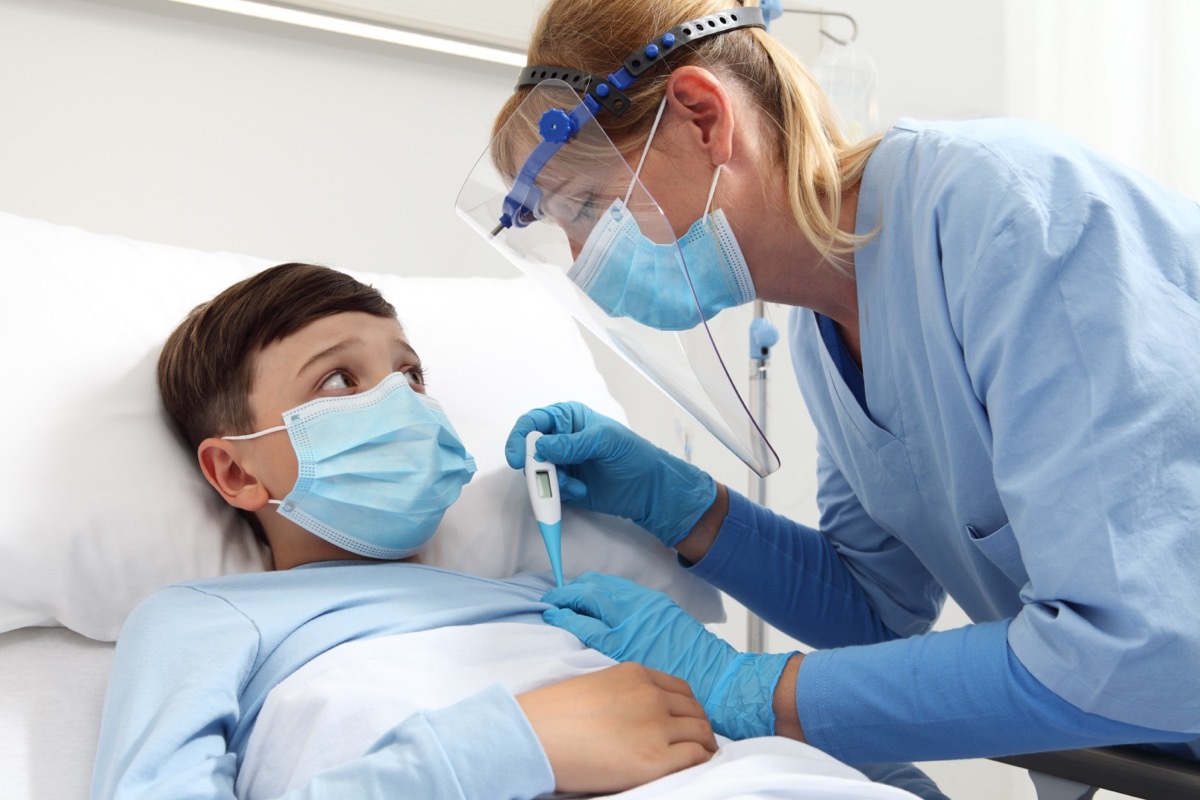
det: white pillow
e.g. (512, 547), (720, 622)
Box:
(0, 211), (721, 641)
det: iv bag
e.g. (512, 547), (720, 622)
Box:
(812, 37), (879, 141)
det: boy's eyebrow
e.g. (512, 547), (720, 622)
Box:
(395, 339), (421, 364)
(296, 336), (419, 378)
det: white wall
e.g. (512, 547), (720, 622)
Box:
(0, 2), (1148, 798)
(0, 0), (516, 278)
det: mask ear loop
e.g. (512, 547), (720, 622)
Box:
(704, 163), (723, 225)
(624, 96), (670, 205)
(223, 425), (286, 441)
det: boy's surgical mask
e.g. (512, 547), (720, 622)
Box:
(224, 372), (476, 559)
(566, 99), (755, 332)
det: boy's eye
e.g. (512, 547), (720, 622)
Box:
(320, 370), (353, 391)
(404, 366), (426, 387)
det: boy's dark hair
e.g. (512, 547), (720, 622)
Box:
(157, 263), (397, 543)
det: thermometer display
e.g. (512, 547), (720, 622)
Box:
(536, 470), (553, 499)
(524, 432), (563, 587)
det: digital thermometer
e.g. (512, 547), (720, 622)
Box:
(524, 431), (563, 587)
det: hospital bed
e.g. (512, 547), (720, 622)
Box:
(0, 210), (922, 800)
(2, 211), (1196, 800)
(997, 748), (1200, 800)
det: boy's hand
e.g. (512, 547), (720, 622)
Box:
(516, 662), (718, 793)
(543, 572), (795, 741)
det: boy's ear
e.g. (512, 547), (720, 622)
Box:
(197, 438), (271, 512)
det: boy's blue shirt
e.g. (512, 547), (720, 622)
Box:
(92, 562), (557, 800)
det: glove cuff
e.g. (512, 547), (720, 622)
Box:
(703, 651), (795, 740)
(650, 456), (717, 548)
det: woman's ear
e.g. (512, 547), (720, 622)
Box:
(664, 66), (735, 167)
(198, 438), (271, 512)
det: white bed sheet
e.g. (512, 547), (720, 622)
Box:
(240, 623), (917, 800)
(0, 627), (114, 800)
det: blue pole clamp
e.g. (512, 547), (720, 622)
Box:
(750, 316), (779, 359)
(759, 0), (784, 31)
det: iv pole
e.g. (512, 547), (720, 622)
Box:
(742, 3), (861, 655)
(746, 301), (778, 653)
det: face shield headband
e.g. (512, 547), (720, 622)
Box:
(491, 6), (766, 237)
(456, 6), (781, 478)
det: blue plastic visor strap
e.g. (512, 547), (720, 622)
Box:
(497, 100), (597, 231)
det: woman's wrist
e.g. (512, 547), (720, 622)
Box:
(675, 482), (728, 564)
(772, 652), (806, 741)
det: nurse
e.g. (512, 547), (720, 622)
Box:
(456, 0), (1200, 792)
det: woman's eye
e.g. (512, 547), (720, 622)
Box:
(320, 370), (353, 391)
(573, 195), (598, 223)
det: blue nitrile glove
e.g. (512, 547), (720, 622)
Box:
(542, 572), (795, 740)
(505, 402), (716, 548)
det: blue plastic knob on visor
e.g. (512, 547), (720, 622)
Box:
(455, 6), (780, 477)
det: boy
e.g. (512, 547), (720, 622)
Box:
(92, 262), (717, 799)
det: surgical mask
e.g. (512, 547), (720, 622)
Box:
(224, 372), (477, 559)
(566, 100), (755, 332)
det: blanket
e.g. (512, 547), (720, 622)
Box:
(239, 622), (917, 799)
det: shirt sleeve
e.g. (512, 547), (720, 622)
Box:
(797, 619), (1193, 765)
(687, 488), (901, 648)
(92, 587), (255, 799)
(812, 443), (946, 639)
(688, 496), (1192, 766)
(91, 587), (555, 800)
(288, 684), (554, 800)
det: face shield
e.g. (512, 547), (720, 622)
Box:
(454, 8), (779, 477)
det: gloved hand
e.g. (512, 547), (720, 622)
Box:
(505, 402), (716, 548)
(542, 572), (795, 740)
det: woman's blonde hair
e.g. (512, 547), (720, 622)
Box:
(491, 0), (880, 261)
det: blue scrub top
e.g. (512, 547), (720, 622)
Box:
(789, 118), (1200, 733)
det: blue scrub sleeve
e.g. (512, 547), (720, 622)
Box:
(92, 588), (555, 800)
(797, 619), (1194, 765)
(687, 488), (906, 648)
(812, 444), (946, 638)
(687, 493), (1193, 765)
